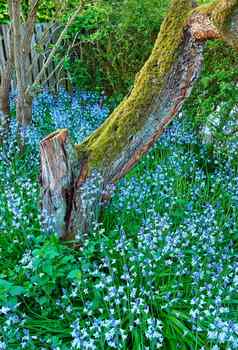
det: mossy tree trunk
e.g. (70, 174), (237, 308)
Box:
(40, 0), (238, 240)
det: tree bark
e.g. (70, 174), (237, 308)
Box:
(0, 66), (12, 143)
(11, 0), (37, 126)
(0, 1), (13, 142)
(40, 0), (238, 240)
(16, 92), (33, 126)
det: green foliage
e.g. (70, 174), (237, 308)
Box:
(184, 39), (238, 145)
(76, 0), (193, 170)
(0, 0), (81, 23)
(0, 0), (8, 23)
(0, 0), (169, 96)
(64, 0), (170, 96)
(1, 102), (238, 348)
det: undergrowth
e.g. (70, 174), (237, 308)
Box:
(0, 36), (238, 350)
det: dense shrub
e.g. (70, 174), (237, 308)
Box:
(184, 40), (238, 147)
(0, 0), (169, 97)
(64, 0), (169, 97)
(0, 0), (80, 22)
(0, 0), (8, 22)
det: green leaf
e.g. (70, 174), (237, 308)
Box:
(67, 270), (82, 281)
(9, 285), (25, 296)
(0, 278), (12, 289)
(43, 264), (53, 276)
(0, 279), (25, 296)
(38, 296), (49, 305)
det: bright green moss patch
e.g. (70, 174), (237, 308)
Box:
(76, 0), (193, 171)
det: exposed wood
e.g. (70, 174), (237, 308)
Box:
(39, 0), (236, 239)
(211, 0), (238, 50)
(189, 13), (220, 41)
(40, 129), (80, 238)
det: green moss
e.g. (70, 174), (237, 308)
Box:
(76, 0), (193, 171)
(191, 2), (216, 16)
(211, 0), (238, 49)
(194, 0), (237, 22)
(212, 0), (237, 29)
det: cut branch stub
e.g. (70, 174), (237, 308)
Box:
(40, 129), (80, 238)
(189, 13), (220, 41)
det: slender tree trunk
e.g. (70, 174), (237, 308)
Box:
(16, 92), (33, 126)
(11, 1), (37, 127)
(40, 0), (238, 240)
(0, 91), (11, 143)
(0, 68), (11, 143)
(0, 1), (13, 142)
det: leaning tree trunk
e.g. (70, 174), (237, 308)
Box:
(40, 0), (238, 240)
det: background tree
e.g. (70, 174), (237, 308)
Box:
(0, 0), (13, 143)
(8, 0), (83, 128)
(40, 0), (238, 240)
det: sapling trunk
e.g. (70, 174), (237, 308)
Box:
(0, 68), (12, 143)
(16, 92), (33, 126)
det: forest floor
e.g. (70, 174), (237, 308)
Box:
(0, 86), (238, 349)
